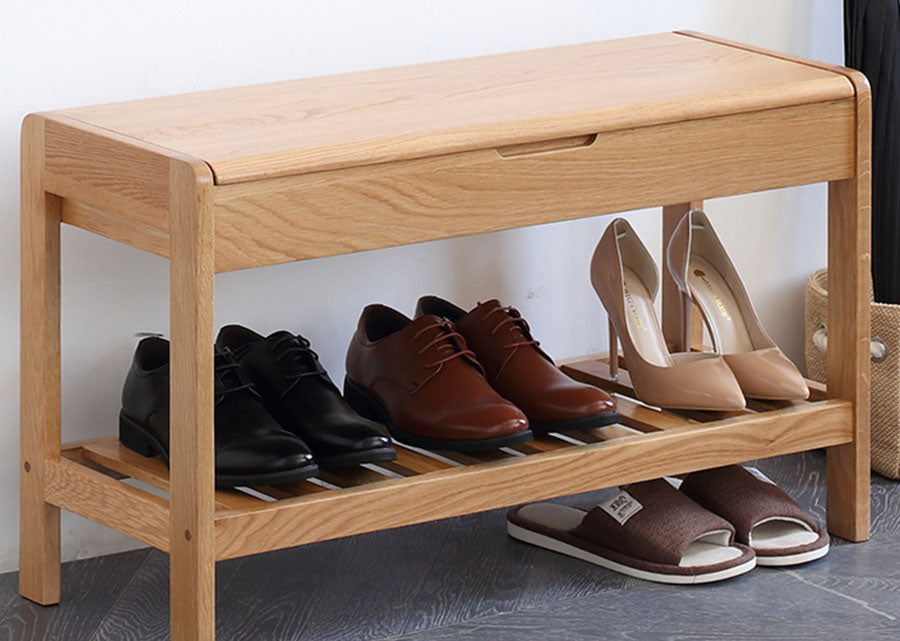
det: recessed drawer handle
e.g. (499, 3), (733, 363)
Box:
(496, 133), (597, 158)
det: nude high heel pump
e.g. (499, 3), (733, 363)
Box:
(666, 209), (809, 400)
(591, 218), (746, 411)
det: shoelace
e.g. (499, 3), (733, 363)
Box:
(482, 305), (540, 350)
(214, 351), (255, 401)
(413, 319), (477, 368)
(270, 334), (326, 396)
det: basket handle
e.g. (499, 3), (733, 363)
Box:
(813, 324), (887, 363)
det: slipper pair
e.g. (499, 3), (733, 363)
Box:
(507, 465), (829, 584)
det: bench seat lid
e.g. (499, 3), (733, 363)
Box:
(54, 32), (854, 185)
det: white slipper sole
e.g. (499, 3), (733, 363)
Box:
(755, 542), (830, 567)
(508, 521), (757, 585)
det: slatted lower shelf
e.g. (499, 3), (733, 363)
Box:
(48, 354), (849, 561)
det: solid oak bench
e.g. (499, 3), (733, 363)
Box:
(19, 31), (870, 641)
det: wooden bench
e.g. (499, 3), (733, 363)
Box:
(19, 31), (870, 641)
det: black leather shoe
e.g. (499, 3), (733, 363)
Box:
(119, 336), (318, 487)
(217, 325), (396, 469)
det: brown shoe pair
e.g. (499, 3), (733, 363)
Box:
(344, 297), (618, 452)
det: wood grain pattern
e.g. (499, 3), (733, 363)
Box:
(168, 159), (217, 641)
(55, 33), (852, 184)
(316, 466), (394, 488)
(211, 99), (854, 272)
(825, 66), (872, 541)
(507, 437), (576, 455)
(42, 115), (174, 229)
(214, 400), (852, 559)
(61, 198), (169, 259)
(72, 437), (265, 511)
(827, 175), (872, 540)
(378, 447), (457, 476)
(19, 113), (62, 606)
(250, 481), (328, 500)
(43, 458), (169, 551)
(5, 450), (900, 641)
(690, 29), (873, 542)
(1, 548), (152, 641)
(608, 395), (697, 432)
(20, 32), (872, 639)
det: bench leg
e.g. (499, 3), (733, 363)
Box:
(169, 159), (217, 641)
(825, 176), (871, 542)
(19, 115), (62, 606)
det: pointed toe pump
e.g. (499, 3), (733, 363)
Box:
(590, 218), (746, 411)
(666, 209), (809, 401)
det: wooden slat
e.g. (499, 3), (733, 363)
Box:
(214, 399), (852, 559)
(507, 437), (575, 455)
(808, 379), (828, 401)
(213, 489), (277, 511)
(78, 438), (170, 488)
(212, 99), (854, 271)
(436, 449), (517, 466)
(378, 447), (457, 477)
(563, 424), (646, 443)
(251, 481), (328, 500)
(611, 395), (696, 432)
(44, 458), (169, 552)
(61, 447), (126, 480)
(316, 466), (394, 489)
(563, 429), (605, 444)
(593, 424), (645, 439)
(67, 437), (274, 511)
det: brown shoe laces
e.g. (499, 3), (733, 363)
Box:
(482, 305), (540, 350)
(413, 319), (478, 368)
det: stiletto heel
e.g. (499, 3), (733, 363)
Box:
(679, 290), (693, 352)
(666, 209), (808, 400)
(591, 218), (745, 411)
(608, 320), (618, 379)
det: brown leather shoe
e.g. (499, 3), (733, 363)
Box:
(344, 304), (531, 452)
(415, 297), (618, 435)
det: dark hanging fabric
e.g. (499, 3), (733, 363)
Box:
(845, 0), (900, 303)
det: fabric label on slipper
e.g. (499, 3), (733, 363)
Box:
(744, 466), (777, 486)
(599, 490), (643, 525)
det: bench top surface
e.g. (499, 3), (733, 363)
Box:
(52, 31), (853, 185)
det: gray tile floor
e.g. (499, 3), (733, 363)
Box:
(1, 450), (898, 640)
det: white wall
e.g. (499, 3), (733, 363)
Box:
(0, 1), (843, 571)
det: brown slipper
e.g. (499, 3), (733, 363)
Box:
(679, 465), (829, 566)
(507, 479), (756, 584)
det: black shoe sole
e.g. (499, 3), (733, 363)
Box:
(315, 446), (398, 471)
(118, 410), (319, 488)
(343, 377), (533, 453)
(529, 411), (620, 436)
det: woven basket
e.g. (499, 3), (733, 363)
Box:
(805, 269), (897, 478)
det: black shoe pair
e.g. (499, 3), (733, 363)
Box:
(119, 327), (396, 488)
